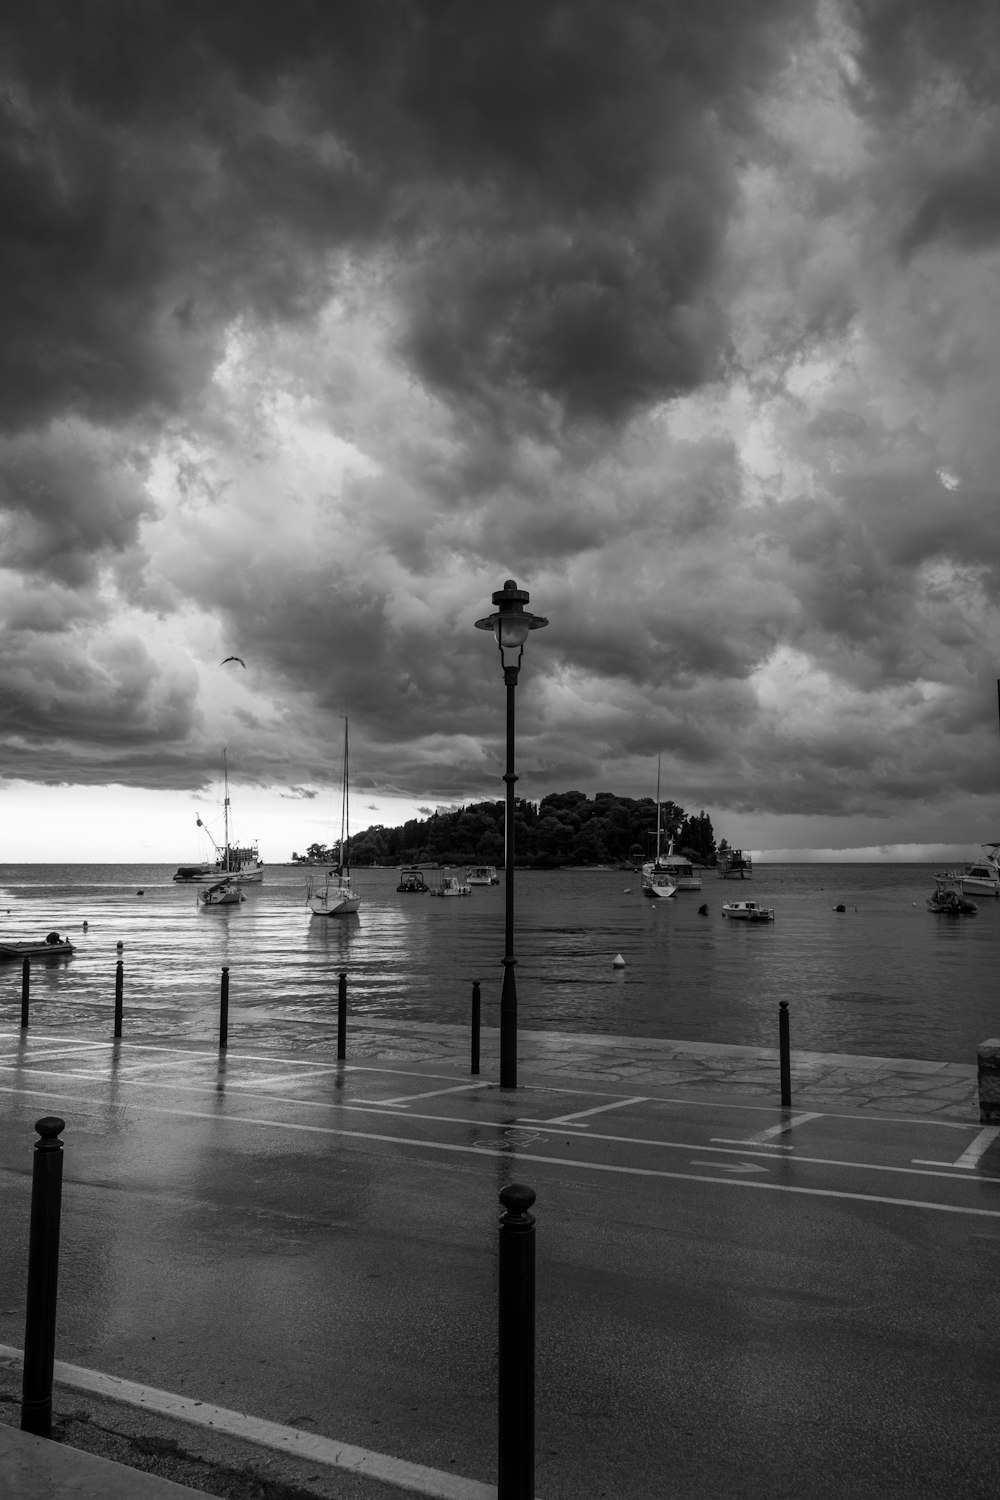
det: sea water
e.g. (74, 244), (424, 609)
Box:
(0, 862), (995, 1064)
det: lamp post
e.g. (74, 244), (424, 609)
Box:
(475, 580), (548, 1089)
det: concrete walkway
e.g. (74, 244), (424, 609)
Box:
(330, 1018), (982, 1122)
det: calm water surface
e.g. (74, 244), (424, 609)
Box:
(0, 863), (996, 1063)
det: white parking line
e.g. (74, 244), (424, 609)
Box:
(0, 1346), (493, 1500)
(521, 1095), (649, 1127)
(914, 1126), (1000, 1170)
(352, 1081), (493, 1107)
(713, 1112), (823, 1148)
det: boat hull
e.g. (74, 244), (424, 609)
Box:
(308, 895), (361, 916)
(0, 940), (74, 959)
(722, 902), (773, 922)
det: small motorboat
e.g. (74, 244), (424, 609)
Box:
(431, 875), (472, 897)
(466, 865), (499, 885)
(926, 878), (977, 915)
(396, 867), (429, 893)
(0, 932), (75, 960)
(722, 901), (774, 922)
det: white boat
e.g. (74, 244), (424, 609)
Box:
(199, 878), (245, 908)
(306, 718), (360, 918)
(173, 750), (264, 885)
(956, 844), (1000, 898)
(467, 865), (499, 885)
(718, 847), (753, 880)
(641, 757), (677, 899)
(432, 875), (472, 897)
(926, 876), (978, 915)
(722, 900), (774, 922)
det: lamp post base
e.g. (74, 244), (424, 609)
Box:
(499, 957), (518, 1089)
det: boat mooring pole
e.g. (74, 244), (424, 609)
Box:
(113, 960), (123, 1039)
(471, 980), (481, 1076)
(21, 1117), (65, 1439)
(20, 957), (30, 1029)
(779, 1001), (791, 1107)
(337, 971), (347, 1060)
(498, 1183), (536, 1500)
(219, 966), (229, 1050)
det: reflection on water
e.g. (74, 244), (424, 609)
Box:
(0, 862), (997, 1062)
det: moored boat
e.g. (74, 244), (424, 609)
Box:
(306, 718), (361, 918)
(467, 865), (499, 885)
(956, 843), (1000, 898)
(0, 932), (74, 959)
(396, 866), (429, 893)
(926, 877), (978, 915)
(718, 848), (753, 880)
(173, 750), (264, 884)
(641, 757), (677, 900)
(722, 900), (774, 922)
(432, 875), (472, 897)
(198, 879), (245, 908)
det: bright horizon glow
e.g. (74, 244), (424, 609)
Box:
(0, 780), (986, 865)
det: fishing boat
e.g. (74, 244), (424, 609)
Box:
(641, 757), (677, 899)
(306, 718), (360, 917)
(431, 875), (472, 897)
(722, 900), (774, 922)
(467, 865), (499, 885)
(198, 878), (245, 908)
(0, 933), (74, 960)
(396, 867), (429, 893)
(718, 848), (753, 880)
(926, 876), (978, 915)
(173, 750), (264, 885)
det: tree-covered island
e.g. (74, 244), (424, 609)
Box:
(291, 791), (721, 869)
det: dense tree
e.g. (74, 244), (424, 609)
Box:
(293, 792), (721, 867)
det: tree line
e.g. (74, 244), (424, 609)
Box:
(291, 790), (720, 869)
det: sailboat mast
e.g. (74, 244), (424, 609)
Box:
(222, 748), (230, 873)
(655, 754), (663, 863)
(341, 718), (350, 877)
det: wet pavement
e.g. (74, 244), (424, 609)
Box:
(0, 1017), (995, 1498)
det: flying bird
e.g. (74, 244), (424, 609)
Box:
(221, 656), (246, 668)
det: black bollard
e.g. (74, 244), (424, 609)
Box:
(20, 957), (30, 1029)
(471, 980), (481, 1076)
(779, 1001), (791, 1107)
(21, 1117), (65, 1438)
(337, 971), (347, 1060)
(498, 1183), (536, 1500)
(113, 960), (124, 1039)
(219, 966), (230, 1051)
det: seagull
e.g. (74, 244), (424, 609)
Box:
(221, 656), (246, 668)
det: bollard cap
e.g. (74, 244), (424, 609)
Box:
(34, 1116), (65, 1144)
(499, 1182), (536, 1227)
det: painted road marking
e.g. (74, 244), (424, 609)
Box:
(0, 1346), (493, 1500)
(227, 1068), (342, 1089)
(352, 1081), (493, 1106)
(521, 1095), (649, 1127)
(713, 1112), (823, 1148)
(914, 1126), (1000, 1170)
(2, 1083), (1000, 1218)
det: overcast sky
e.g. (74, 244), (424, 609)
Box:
(3, 1), (1000, 863)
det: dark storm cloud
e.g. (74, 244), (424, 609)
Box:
(0, 0), (813, 438)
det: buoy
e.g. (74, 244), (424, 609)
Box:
(612, 953), (626, 968)
(137, 890), (144, 896)
(834, 904), (846, 913)
(116, 940), (124, 951)
(697, 903), (708, 916)
(82, 920), (88, 930)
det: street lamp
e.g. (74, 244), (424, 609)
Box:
(475, 580), (548, 1089)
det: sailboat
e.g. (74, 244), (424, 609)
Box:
(306, 718), (361, 917)
(174, 749), (264, 885)
(641, 757), (677, 899)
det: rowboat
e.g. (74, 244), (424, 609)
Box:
(0, 934), (74, 959)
